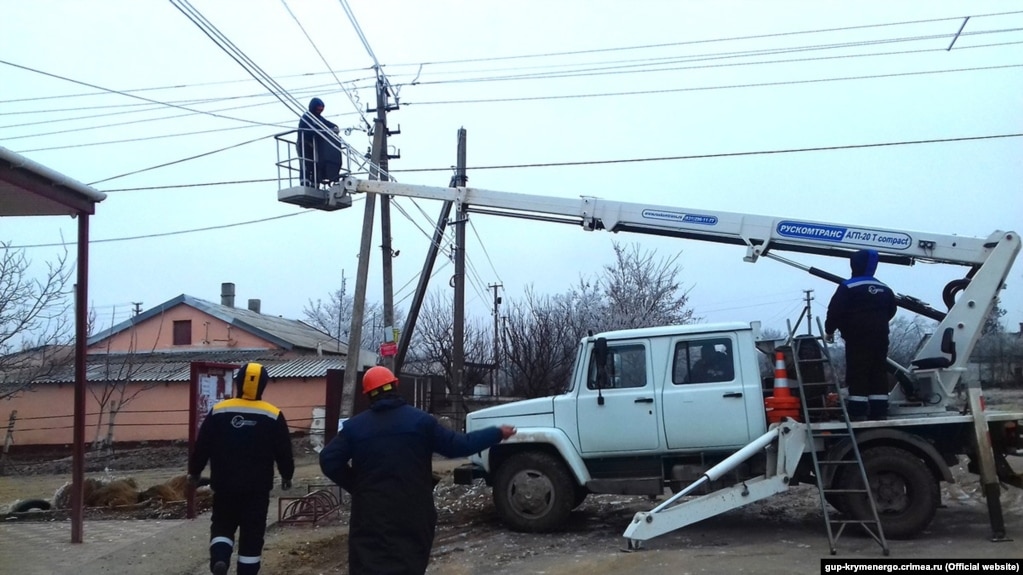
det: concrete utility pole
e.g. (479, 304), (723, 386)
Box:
(452, 128), (468, 416)
(490, 283), (502, 395)
(374, 77), (400, 372)
(339, 74), (396, 419)
(803, 289), (814, 335)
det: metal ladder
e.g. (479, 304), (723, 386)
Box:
(784, 327), (889, 556)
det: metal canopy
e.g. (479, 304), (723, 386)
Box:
(0, 146), (106, 215)
(0, 144), (105, 545)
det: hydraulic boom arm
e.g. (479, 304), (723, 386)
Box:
(330, 176), (1020, 402)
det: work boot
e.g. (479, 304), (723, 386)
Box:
(212, 560), (228, 575)
(868, 397), (889, 421)
(846, 396), (868, 421)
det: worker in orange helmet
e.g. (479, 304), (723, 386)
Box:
(320, 365), (515, 574)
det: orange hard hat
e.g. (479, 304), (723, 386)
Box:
(362, 365), (398, 396)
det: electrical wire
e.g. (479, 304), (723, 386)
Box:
(385, 10), (1023, 68)
(86, 133), (272, 186)
(0, 59), (284, 129)
(169, 0), (374, 176)
(391, 132), (1023, 173)
(14, 121), (286, 155)
(92, 131), (1023, 192)
(468, 219), (504, 285)
(280, 0), (371, 130)
(405, 63), (1023, 106)
(9, 212), (313, 249)
(408, 31), (1023, 86)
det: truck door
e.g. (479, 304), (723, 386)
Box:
(661, 336), (752, 449)
(577, 342), (661, 453)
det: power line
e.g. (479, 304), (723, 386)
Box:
(10, 212), (312, 250)
(0, 59), (284, 129)
(14, 121), (286, 154)
(389, 132), (1023, 173)
(280, 0), (371, 130)
(86, 133), (272, 186)
(385, 10), (1023, 68)
(405, 63), (1023, 106)
(408, 31), (1023, 86)
(94, 131), (1023, 192)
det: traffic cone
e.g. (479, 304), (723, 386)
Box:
(764, 350), (801, 423)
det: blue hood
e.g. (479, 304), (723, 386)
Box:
(850, 249), (878, 277)
(308, 97), (324, 112)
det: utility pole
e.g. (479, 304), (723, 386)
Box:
(803, 289), (814, 335)
(372, 76), (400, 372)
(489, 283), (502, 395)
(452, 128), (468, 418)
(340, 74), (393, 420)
(337, 270), (346, 353)
(131, 302), (142, 316)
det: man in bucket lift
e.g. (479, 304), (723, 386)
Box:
(297, 97), (342, 187)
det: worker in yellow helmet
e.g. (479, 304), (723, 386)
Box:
(320, 365), (515, 575)
(189, 362), (294, 575)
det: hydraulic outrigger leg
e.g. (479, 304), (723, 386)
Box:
(623, 419), (807, 550)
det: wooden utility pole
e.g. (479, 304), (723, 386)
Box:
(452, 128), (468, 417)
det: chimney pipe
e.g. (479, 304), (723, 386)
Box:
(221, 282), (235, 308)
(248, 299), (261, 314)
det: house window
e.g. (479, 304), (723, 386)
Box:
(173, 320), (192, 345)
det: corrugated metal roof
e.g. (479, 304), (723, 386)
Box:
(30, 349), (346, 384)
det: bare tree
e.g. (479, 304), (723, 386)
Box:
(404, 293), (492, 412)
(303, 281), (398, 353)
(888, 315), (937, 367)
(598, 242), (697, 330)
(500, 241), (698, 397)
(0, 243), (74, 400)
(89, 310), (164, 451)
(502, 289), (579, 398)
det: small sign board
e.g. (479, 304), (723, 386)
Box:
(380, 341), (398, 357)
(187, 362), (238, 518)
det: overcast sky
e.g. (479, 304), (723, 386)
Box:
(2, 1), (1021, 342)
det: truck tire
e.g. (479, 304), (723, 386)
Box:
(839, 446), (939, 539)
(493, 451), (575, 532)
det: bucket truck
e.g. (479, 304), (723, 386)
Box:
(278, 175), (1023, 547)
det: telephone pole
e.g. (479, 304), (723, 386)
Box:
(339, 72), (398, 419)
(452, 128), (468, 417)
(803, 289), (814, 335)
(373, 76), (400, 371)
(490, 283), (502, 395)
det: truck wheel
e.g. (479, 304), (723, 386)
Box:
(493, 451), (575, 532)
(839, 446), (939, 539)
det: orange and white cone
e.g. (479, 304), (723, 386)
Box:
(765, 350), (801, 423)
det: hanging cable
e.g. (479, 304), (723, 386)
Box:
(169, 0), (376, 175)
(280, 0), (371, 130)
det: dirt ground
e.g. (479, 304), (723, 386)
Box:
(2, 391), (1023, 574)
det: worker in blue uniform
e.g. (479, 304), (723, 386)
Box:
(825, 249), (898, 420)
(189, 363), (294, 575)
(320, 366), (515, 575)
